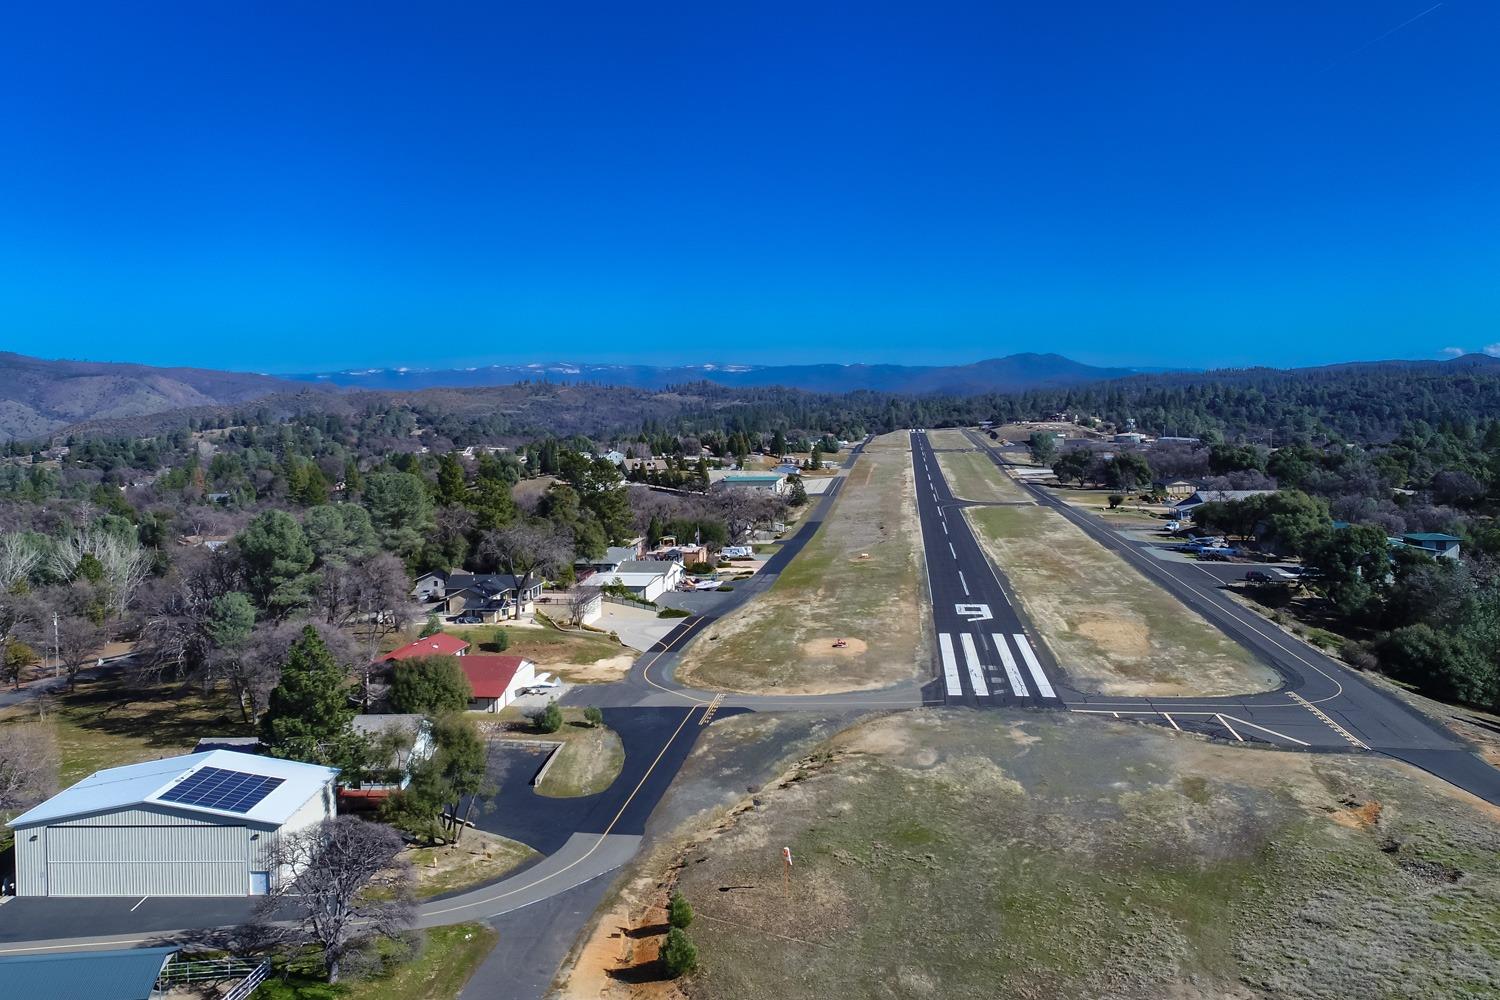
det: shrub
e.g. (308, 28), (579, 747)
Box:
(717, 585), (734, 592)
(1107, 494), (1124, 509)
(388, 655), (473, 715)
(493, 628), (510, 652)
(661, 927), (698, 977)
(685, 561), (715, 575)
(658, 607), (691, 619)
(419, 614), (442, 638)
(1376, 625), (1497, 706)
(532, 702), (563, 734)
(667, 890), (694, 928)
(583, 706), (604, 728)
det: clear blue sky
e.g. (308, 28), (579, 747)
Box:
(1, 2), (1495, 373)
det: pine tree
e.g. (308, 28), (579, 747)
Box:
(261, 626), (357, 766)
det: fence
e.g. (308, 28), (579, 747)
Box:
(156, 957), (271, 1000)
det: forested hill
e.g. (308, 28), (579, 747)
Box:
(0, 351), (300, 441)
(21, 352), (1500, 452)
(984, 354), (1500, 443)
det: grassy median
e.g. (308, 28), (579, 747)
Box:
(934, 445), (1031, 503)
(654, 711), (1500, 1000)
(966, 503), (1277, 696)
(676, 432), (927, 694)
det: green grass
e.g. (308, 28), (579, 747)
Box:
(257, 924), (499, 1000)
(447, 624), (622, 666)
(933, 447), (1029, 503)
(481, 706), (625, 797)
(0, 672), (254, 785)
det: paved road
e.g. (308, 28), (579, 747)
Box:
(957, 428), (1500, 804)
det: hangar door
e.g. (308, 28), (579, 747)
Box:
(45, 823), (248, 896)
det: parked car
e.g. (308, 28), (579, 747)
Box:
(1200, 549), (1232, 562)
(1244, 570), (1272, 583)
(454, 613), (484, 624)
(1163, 520), (1182, 531)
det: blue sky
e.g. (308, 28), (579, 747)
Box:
(1, 2), (1496, 373)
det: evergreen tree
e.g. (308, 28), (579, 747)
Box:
(261, 626), (358, 767)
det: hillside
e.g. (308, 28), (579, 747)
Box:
(0, 352), (298, 441)
(291, 353), (1140, 395)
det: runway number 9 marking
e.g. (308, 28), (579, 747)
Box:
(955, 603), (992, 622)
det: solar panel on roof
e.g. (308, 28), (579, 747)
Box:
(158, 765), (285, 814)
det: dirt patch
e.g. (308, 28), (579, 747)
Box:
(799, 637), (868, 658)
(556, 652), (637, 683)
(1074, 617), (1152, 659)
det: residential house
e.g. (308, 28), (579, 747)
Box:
(1174, 489), (1275, 519)
(582, 559), (685, 601)
(434, 572), (544, 622)
(340, 714), (435, 805)
(650, 543), (710, 566)
(1152, 479), (1198, 501)
(460, 655), (539, 712)
(1400, 533), (1461, 560)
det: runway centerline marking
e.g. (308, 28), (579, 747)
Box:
(958, 571), (969, 596)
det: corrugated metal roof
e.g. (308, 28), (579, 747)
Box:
(0, 946), (176, 1000)
(7, 750), (337, 829)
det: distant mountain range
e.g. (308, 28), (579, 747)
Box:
(0, 351), (300, 441)
(3, 348), (1495, 443)
(289, 353), (1146, 395)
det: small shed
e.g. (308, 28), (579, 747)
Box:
(0, 946), (178, 1000)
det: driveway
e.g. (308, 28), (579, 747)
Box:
(595, 603), (677, 652)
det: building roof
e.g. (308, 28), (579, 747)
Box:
(382, 634), (471, 660)
(351, 714), (428, 737)
(1176, 489), (1275, 507)
(0, 946), (178, 1000)
(723, 471), (786, 482)
(1402, 532), (1461, 543)
(8, 750), (337, 829)
(459, 655), (534, 698)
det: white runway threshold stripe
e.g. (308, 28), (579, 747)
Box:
(991, 634), (1028, 697)
(937, 633), (964, 698)
(1011, 634), (1057, 700)
(958, 633), (990, 698)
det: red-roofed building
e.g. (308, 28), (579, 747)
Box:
(459, 655), (539, 712)
(381, 634), (471, 662)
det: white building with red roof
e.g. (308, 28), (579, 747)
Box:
(459, 654), (539, 712)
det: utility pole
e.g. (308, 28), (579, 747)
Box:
(52, 611), (60, 679)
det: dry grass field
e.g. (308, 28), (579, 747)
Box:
(582, 711), (1500, 1000)
(966, 503), (1278, 696)
(676, 433), (927, 694)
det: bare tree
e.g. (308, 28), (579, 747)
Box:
(0, 532), (43, 592)
(480, 522), (571, 619)
(0, 591), (40, 690)
(0, 722), (59, 818)
(348, 553), (414, 707)
(711, 487), (788, 543)
(247, 816), (414, 984)
(55, 612), (106, 693)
